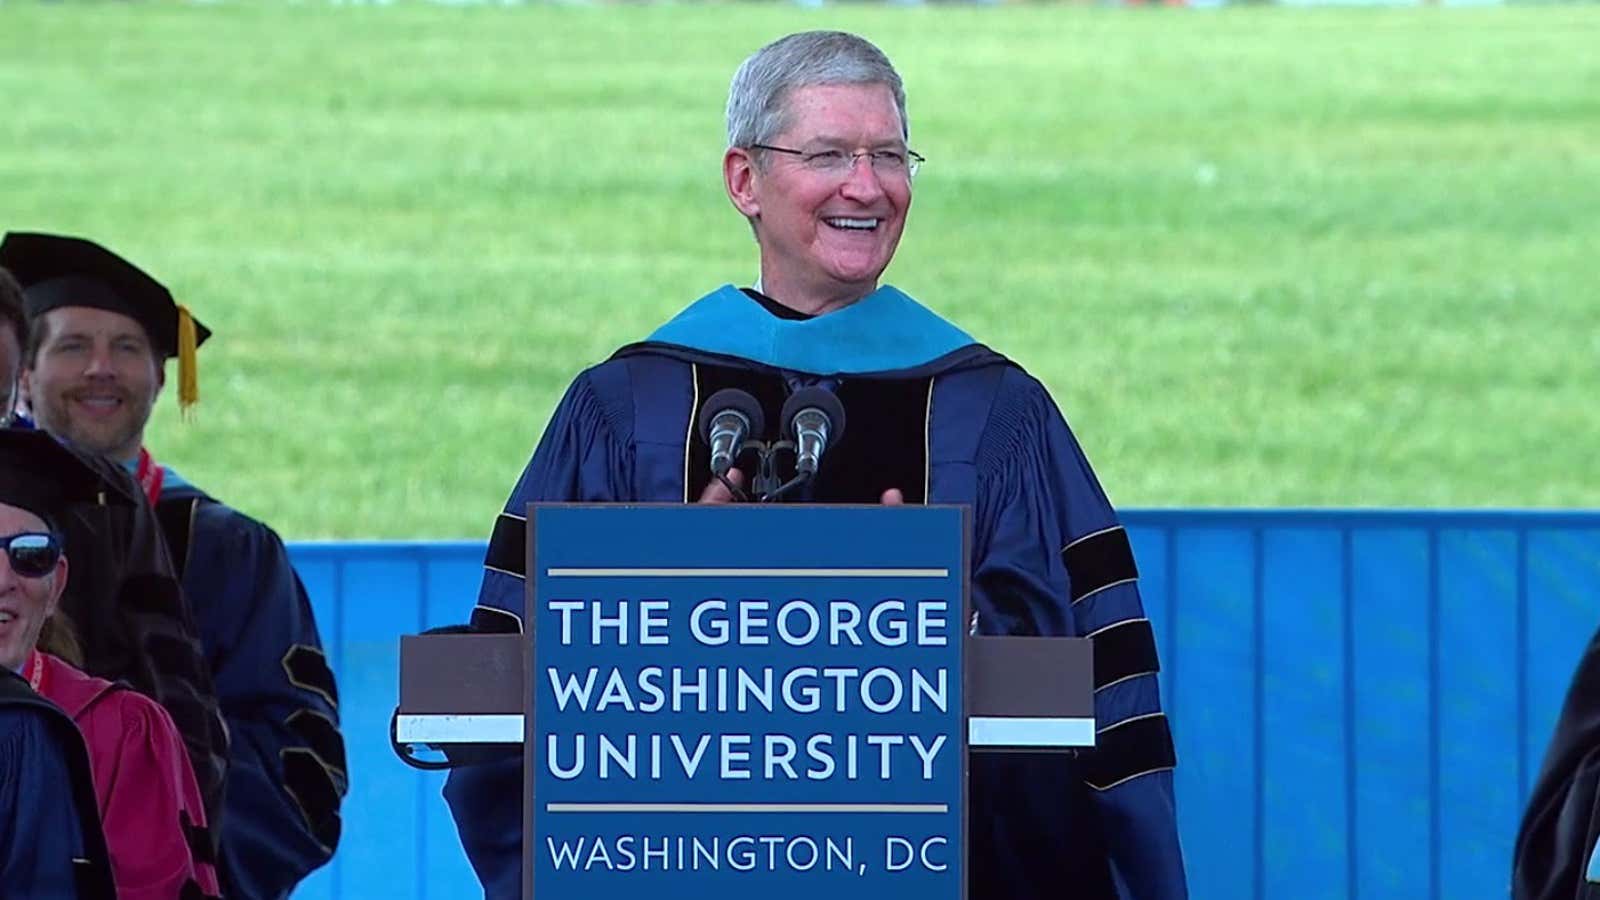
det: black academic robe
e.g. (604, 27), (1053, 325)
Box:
(1515, 625), (1600, 899)
(443, 287), (1187, 900)
(50, 442), (230, 833)
(0, 668), (116, 900)
(157, 482), (348, 899)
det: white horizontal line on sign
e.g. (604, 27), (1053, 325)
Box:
(395, 714), (522, 743)
(968, 716), (1096, 748)
(545, 803), (948, 814)
(545, 568), (949, 578)
(396, 716), (1096, 749)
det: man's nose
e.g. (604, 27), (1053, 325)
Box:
(85, 343), (116, 376)
(838, 155), (887, 202)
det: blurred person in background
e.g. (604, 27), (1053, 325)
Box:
(1, 427), (220, 899)
(3, 231), (348, 899)
(2, 266), (25, 422)
(443, 30), (1186, 900)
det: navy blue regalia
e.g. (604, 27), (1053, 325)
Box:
(0, 668), (116, 900)
(1515, 623), (1600, 900)
(150, 468), (349, 899)
(445, 285), (1187, 899)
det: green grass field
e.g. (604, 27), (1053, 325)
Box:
(2, 2), (1596, 537)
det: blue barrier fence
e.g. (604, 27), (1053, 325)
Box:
(286, 509), (1600, 900)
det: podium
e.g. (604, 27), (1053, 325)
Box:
(396, 505), (1095, 900)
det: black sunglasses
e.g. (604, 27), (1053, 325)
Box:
(2, 532), (63, 579)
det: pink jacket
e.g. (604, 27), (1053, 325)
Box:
(30, 651), (221, 900)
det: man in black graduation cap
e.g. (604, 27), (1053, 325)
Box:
(7, 255), (231, 845)
(2, 231), (349, 899)
(445, 30), (1186, 900)
(0, 428), (122, 900)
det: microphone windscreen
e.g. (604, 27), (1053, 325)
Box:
(697, 388), (766, 445)
(780, 387), (846, 444)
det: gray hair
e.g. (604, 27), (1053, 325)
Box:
(726, 31), (908, 150)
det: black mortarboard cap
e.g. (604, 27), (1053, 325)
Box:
(0, 429), (130, 524)
(0, 232), (209, 410)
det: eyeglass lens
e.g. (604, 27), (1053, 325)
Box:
(4, 533), (60, 578)
(814, 151), (911, 176)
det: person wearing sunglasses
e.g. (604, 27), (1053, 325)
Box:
(2, 567), (115, 900)
(0, 427), (220, 900)
(445, 31), (1185, 900)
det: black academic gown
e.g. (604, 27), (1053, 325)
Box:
(443, 286), (1187, 900)
(1515, 625), (1600, 899)
(48, 440), (230, 833)
(0, 668), (116, 900)
(156, 480), (348, 899)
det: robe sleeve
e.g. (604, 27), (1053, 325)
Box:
(90, 692), (220, 900)
(969, 369), (1186, 899)
(446, 369), (634, 899)
(0, 709), (89, 898)
(1514, 625), (1600, 900)
(182, 503), (346, 898)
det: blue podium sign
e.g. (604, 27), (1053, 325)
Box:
(526, 504), (968, 900)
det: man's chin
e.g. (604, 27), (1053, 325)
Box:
(41, 420), (139, 460)
(818, 253), (892, 287)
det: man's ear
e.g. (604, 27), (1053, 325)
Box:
(724, 147), (762, 219)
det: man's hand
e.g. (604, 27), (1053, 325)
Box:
(700, 473), (904, 504)
(698, 468), (745, 503)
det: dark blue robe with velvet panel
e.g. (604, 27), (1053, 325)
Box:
(445, 285), (1187, 900)
(0, 669), (115, 899)
(156, 479), (348, 899)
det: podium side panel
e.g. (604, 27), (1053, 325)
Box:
(1171, 527), (1256, 900)
(1261, 527), (1347, 900)
(1350, 529), (1430, 900)
(1438, 529), (1519, 900)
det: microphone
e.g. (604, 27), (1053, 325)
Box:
(697, 389), (765, 477)
(781, 387), (846, 478)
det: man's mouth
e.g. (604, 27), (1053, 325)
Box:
(0, 610), (17, 626)
(823, 217), (880, 232)
(70, 392), (126, 413)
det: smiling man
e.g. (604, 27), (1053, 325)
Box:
(446, 31), (1186, 900)
(0, 429), (121, 900)
(1, 232), (348, 900)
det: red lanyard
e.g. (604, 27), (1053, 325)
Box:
(135, 447), (166, 508)
(26, 650), (44, 693)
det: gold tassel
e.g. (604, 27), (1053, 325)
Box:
(177, 305), (199, 417)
